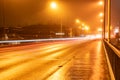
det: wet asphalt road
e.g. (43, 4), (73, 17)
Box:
(0, 39), (110, 80)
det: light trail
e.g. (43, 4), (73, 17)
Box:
(0, 36), (98, 44)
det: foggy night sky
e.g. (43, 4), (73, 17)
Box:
(0, 0), (120, 32)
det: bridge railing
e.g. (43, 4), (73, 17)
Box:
(104, 40), (120, 80)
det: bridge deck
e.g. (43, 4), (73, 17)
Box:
(47, 40), (111, 80)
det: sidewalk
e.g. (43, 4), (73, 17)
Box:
(47, 40), (110, 80)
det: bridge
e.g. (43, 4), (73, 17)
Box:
(0, 0), (120, 80)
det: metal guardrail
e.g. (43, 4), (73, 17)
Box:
(104, 40), (120, 80)
(0, 37), (98, 48)
(0, 38), (78, 44)
(0, 37), (96, 44)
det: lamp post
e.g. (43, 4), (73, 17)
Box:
(75, 19), (81, 36)
(1, 0), (8, 40)
(50, 2), (63, 37)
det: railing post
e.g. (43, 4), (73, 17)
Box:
(108, 0), (111, 42)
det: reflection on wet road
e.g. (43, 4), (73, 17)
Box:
(47, 40), (110, 80)
(0, 39), (110, 80)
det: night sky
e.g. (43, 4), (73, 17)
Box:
(0, 0), (119, 32)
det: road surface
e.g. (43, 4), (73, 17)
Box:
(0, 39), (110, 80)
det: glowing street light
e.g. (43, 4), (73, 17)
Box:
(100, 19), (103, 22)
(76, 19), (80, 23)
(99, 12), (104, 17)
(98, 28), (102, 32)
(82, 23), (85, 26)
(114, 28), (119, 34)
(50, 2), (57, 9)
(50, 1), (63, 37)
(85, 26), (90, 31)
(99, 1), (104, 6)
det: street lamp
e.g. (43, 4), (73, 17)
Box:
(1, 0), (8, 40)
(99, 12), (104, 17)
(76, 19), (80, 23)
(99, 1), (104, 6)
(85, 26), (90, 31)
(98, 28), (102, 32)
(100, 19), (103, 23)
(50, 2), (63, 37)
(50, 2), (57, 9)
